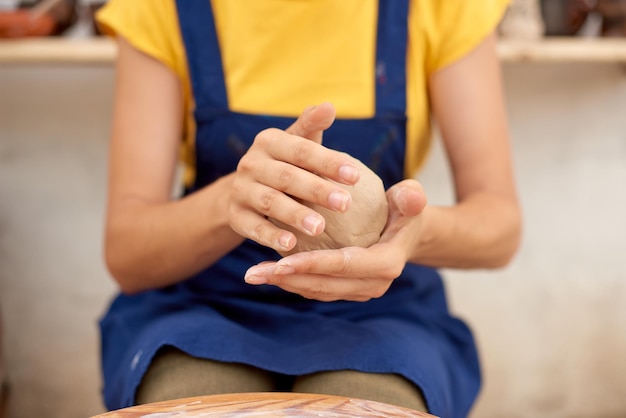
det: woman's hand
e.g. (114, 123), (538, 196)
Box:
(229, 103), (362, 254)
(243, 179), (427, 302)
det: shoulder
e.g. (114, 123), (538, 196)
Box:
(410, 0), (510, 73)
(411, 0), (510, 26)
(96, 0), (184, 78)
(96, 0), (179, 37)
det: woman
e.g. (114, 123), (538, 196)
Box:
(97, 1), (521, 417)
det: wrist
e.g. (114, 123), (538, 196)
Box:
(407, 205), (442, 265)
(200, 173), (245, 246)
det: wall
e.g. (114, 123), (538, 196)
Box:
(0, 65), (115, 417)
(420, 62), (626, 417)
(0, 61), (624, 417)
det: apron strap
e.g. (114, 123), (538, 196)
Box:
(375, 0), (409, 118)
(176, 0), (228, 111)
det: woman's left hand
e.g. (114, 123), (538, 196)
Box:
(244, 179), (427, 302)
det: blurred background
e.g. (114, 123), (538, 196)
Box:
(0, 0), (625, 417)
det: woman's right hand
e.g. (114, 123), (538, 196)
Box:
(229, 103), (362, 253)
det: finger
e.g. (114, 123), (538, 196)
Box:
(387, 180), (427, 217)
(286, 102), (336, 144)
(273, 247), (404, 282)
(244, 262), (278, 284)
(253, 160), (352, 213)
(235, 181), (327, 237)
(269, 274), (380, 302)
(252, 128), (360, 185)
(244, 263), (380, 302)
(230, 205), (296, 252)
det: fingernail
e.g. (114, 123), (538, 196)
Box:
(247, 264), (275, 276)
(329, 191), (351, 212)
(339, 165), (359, 183)
(274, 263), (296, 275)
(244, 264), (274, 284)
(302, 215), (323, 236)
(277, 233), (293, 250)
(244, 274), (268, 285)
(394, 188), (406, 208)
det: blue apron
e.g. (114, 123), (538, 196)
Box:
(99, 1), (481, 417)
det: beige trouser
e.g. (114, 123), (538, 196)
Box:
(136, 347), (428, 412)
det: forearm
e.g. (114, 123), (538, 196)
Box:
(409, 193), (522, 269)
(105, 174), (245, 294)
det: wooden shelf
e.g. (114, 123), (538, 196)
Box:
(0, 38), (115, 64)
(1, 37), (626, 64)
(497, 37), (626, 63)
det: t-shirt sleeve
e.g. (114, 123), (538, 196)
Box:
(422, 0), (510, 74)
(95, 0), (184, 78)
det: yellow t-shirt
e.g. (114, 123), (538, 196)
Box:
(97, 0), (508, 186)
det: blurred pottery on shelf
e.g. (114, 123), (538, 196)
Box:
(0, 0), (76, 38)
(597, 0), (626, 36)
(541, 0), (626, 37)
(87, 0), (106, 35)
(0, 9), (55, 37)
(500, 0), (546, 39)
(541, 0), (595, 36)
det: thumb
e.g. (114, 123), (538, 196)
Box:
(387, 180), (427, 217)
(286, 102), (336, 144)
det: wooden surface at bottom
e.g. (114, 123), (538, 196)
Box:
(93, 392), (437, 417)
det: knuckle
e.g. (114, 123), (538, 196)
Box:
(307, 282), (331, 299)
(288, 207), (308, 230)
(380, 269), (399, 283)
(292, 142), (312, 166)
(381, 261), (404, 282)
(254, 128), (278, 146)
(319, 154), (334, 174)
(310, 180), (327, 202)
(276, 167), (294, 190)
(270, 275), (284, 287)
(251, 222), (266, 241)
(355, 281), (387, 301)
(236, 155), (253, 173)
(334, 248), (353, 276)
(369, 284), (388, 299)
(391, 263), (405, 279)
(331, 151), (351, 170)
(309, 282), (328, 296)
(258, 190), (276, 213)
(251, 221), (277, 247)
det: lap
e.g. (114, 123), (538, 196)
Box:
(293, 370), (428, 412)
(137, 347), (427, 413)
(135, 347), (283, 404)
